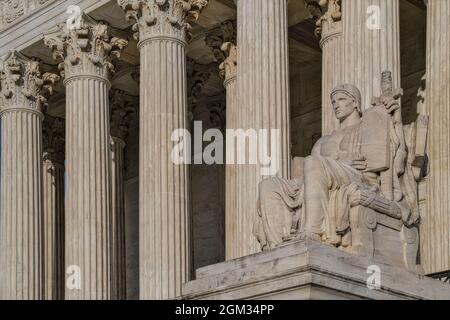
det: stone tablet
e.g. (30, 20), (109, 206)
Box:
(360, 106), (391, 172)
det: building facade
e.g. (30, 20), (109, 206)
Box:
(0, 0), (448, 300)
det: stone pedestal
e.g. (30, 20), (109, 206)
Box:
(183, 240), (450, 300)
(0, 51), (59, 300)
(236, 0), (291, 258)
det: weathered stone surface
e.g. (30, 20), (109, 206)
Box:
(0, 51), (59, 299)
(422, 0), (450, 276)
(117, 0), (209, 300)
(255, 79), (426, 273)
(183, 240), (450, 300)
(235, 0), (291, 259)
(42, 115), (65, 300)
(44, 14), (128, 300)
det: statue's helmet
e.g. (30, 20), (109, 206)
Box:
(330, 84), (362, 115)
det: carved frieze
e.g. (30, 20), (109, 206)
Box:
(0, 0), (54, 30)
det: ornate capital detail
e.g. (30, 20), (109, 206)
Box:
(43, 14), (129, 81)
(205, 20), (236, 63)
(117, 0), (209, 44)
(313, 0), (342, 42)
(110, 89), (138, 141)
(0, 51), (60, 113)
(219, 42), (237, 85)
(43, 115), (65, 165)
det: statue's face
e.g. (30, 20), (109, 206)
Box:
(331, 92), (358, 121)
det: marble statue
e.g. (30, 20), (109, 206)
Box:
(255, 72), (428, 272)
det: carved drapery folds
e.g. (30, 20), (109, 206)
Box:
(43, 14), (128, 80)
(117, 0), (208, 43)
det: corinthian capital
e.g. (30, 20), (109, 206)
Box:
(313, 0), (342, 39)
(219, 42), (237, 84)
(0, 51), (60, 113)
(205, 20), (236, 63)
(117, 0), (209, 43)
(43, 14), (129, 81)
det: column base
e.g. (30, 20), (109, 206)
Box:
(182, 240), (450, 300)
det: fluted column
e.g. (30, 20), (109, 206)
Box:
(0, 52), (59, 299)
(423, 0), (450, 275)
(342, 0), (401, 109)
(118, 0), (208, 299)
(110, 89), (137, 299)
(42, 116), (65, 300)
(220, 43), (239, 260)
(236, 0), (291, 257)
(44, 15), (128, 300)
(316, 0), (343, 135)
(110, 137), (126, 299)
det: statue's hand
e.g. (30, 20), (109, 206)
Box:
(384, 97), (400, 114)
(348, 154), (367, 171)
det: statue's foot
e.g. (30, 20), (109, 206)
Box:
(304, 232), (322, 242)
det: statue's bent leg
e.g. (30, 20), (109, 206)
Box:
(255, 177), (296, 250)
(304, 156), (330, 240)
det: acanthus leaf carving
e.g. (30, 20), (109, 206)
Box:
(0, 51), (60, 112)
(43, 14), (129, 80)
(219, 42), (237, 84)
(117, 0), (209, 43)
(205, 20), (236, 63)
(313, 0), (342, 39)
